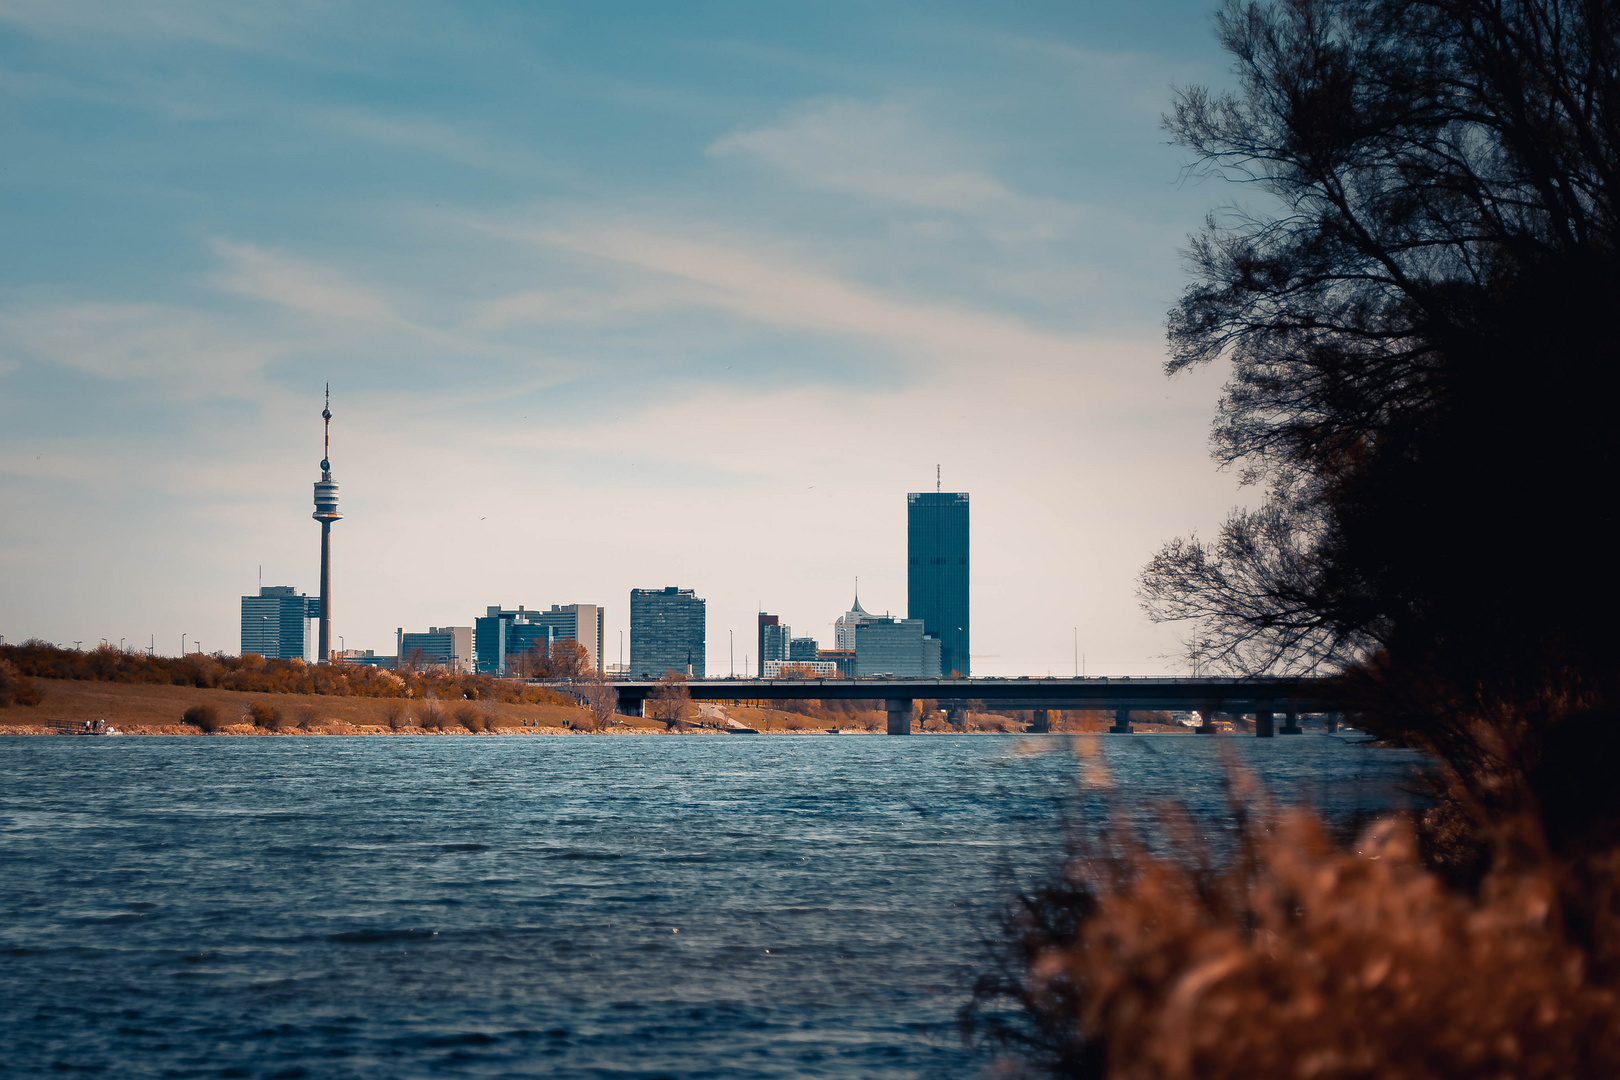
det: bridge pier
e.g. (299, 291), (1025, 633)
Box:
(1324, 712), (1338, 733)
(1195, 704), (1219, 734)
(947, 706), (966, 730)
(1255, 708), (1275, 738)
(1280, 711), (1303, 735)
(1109, 707), (1132, 734)
(885, 699), (913, 736)
(619, 697), (644, 717)
(1030, 709), (1050, 734)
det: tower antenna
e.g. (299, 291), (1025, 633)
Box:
(936, 464), (940, 493)
(312, 385), (343, 663)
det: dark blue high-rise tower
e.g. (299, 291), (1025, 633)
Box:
(907, 489), (969, 676)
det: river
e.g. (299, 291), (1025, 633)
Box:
(0, 734), (1425, 1078)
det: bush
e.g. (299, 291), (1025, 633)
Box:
(181, 704), (222, 733)
(417, 697), (445, 730)
(963, 759), (1620, 1080)
(0, 660), (43, 708)
(385, 701), (410, 731)
(248, 702), (282, 731)
(455, 703), (485, 733)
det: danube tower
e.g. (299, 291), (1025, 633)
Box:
(312, 385), (342, 664)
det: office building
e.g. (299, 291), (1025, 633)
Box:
(240, 586), (320, 662)
(758, 614), (790, 669)
(474, 604), (604, 674)
(789, 637), (820, 662)
(853, 617), (941, 678)
(397, 626), (473, 673)
(630, 587), (706, 677)
(834, 591), (879, 650)
(907, 490), (970, 676)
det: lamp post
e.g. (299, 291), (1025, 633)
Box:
(730, 629), (734, 678)
(182, 634), (187, 656)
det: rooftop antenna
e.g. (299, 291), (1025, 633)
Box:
(937, 464), (940, 493)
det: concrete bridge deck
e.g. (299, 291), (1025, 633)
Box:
(602, 675), (1343, 736)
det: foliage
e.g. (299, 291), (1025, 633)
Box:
(0, 659), (43, 708)
(181, 704), (222, 733)
(0, 641), (569, 707)
(964, 757), (1620, 1079)
(1141, 0), (1620, 698)
(248, 702), (282, 731)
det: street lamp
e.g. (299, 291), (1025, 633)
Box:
(181, 634), (187, 656)
(730, 629), (734, 678)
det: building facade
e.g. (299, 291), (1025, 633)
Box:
(762, 659), (839, 678)
(475, 604), (603, 674)
(758, 613), (790, 669)
(240, 586), (320, 661)
(834, 592), (879, 650)
(789, 637), (820, 662)
(907, 491), (970, 676)
(853, 617), (942, 678)
(397, 626), (473, 673)
(630, 587), (706, 678)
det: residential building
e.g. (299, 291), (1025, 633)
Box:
(816, 648), (855, 676)
(397, 626), (473, 673)
(853, 617), (942, 678)
(763, 659), (839, 678)
(630, 587), (706, 678)
(240, 586), (320, 662)
(908, 491), (970, 676)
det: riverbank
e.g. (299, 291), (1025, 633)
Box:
(0, 679), (1200, 736)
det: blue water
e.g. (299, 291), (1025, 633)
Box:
(0, 734), (1424, 1078)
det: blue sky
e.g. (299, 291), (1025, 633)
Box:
(0, 0), (1251, 674)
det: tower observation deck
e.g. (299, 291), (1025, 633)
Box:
(312, 385), (342, 664)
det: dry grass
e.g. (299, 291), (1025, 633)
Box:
(0, 678), (592, 733)
(964, 745), (1620, 1079)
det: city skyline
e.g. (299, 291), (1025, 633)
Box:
(0, 1), (1247, 676)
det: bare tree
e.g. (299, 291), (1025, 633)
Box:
(1143, 0), (1620, 701)
(649, 670), (693, 728)
(577, 670), (619, 732)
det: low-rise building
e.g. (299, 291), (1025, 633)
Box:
(397, 626), (473, 673)
(762, 659), (840, 678)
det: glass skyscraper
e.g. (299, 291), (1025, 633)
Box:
(630, 587), (706, 678)
(907, 491), (969, 676)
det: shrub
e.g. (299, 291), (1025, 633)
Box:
(0, 660), (43, 708)
(963, 759), (1620, 1080)
(248, 702), (282, 731)
(455, 703), (485, 733)
(181, 704), (222, 733)
(384, 701), (410, 731)
(417, 697), (445, 730)
(295, 704), (322, 730)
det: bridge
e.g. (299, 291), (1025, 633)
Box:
(607, 676), (1344, 736)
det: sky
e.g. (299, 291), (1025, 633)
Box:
(0, 0), (1255, 676)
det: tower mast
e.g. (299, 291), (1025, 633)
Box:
(312, 384), (342, 664)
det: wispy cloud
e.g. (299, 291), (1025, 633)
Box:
(210, 241), (394, 324)
(708, 97), (1090, 242)
(0, 301), (278, 388)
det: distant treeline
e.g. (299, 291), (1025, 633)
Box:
(0, 641), (570, 706)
